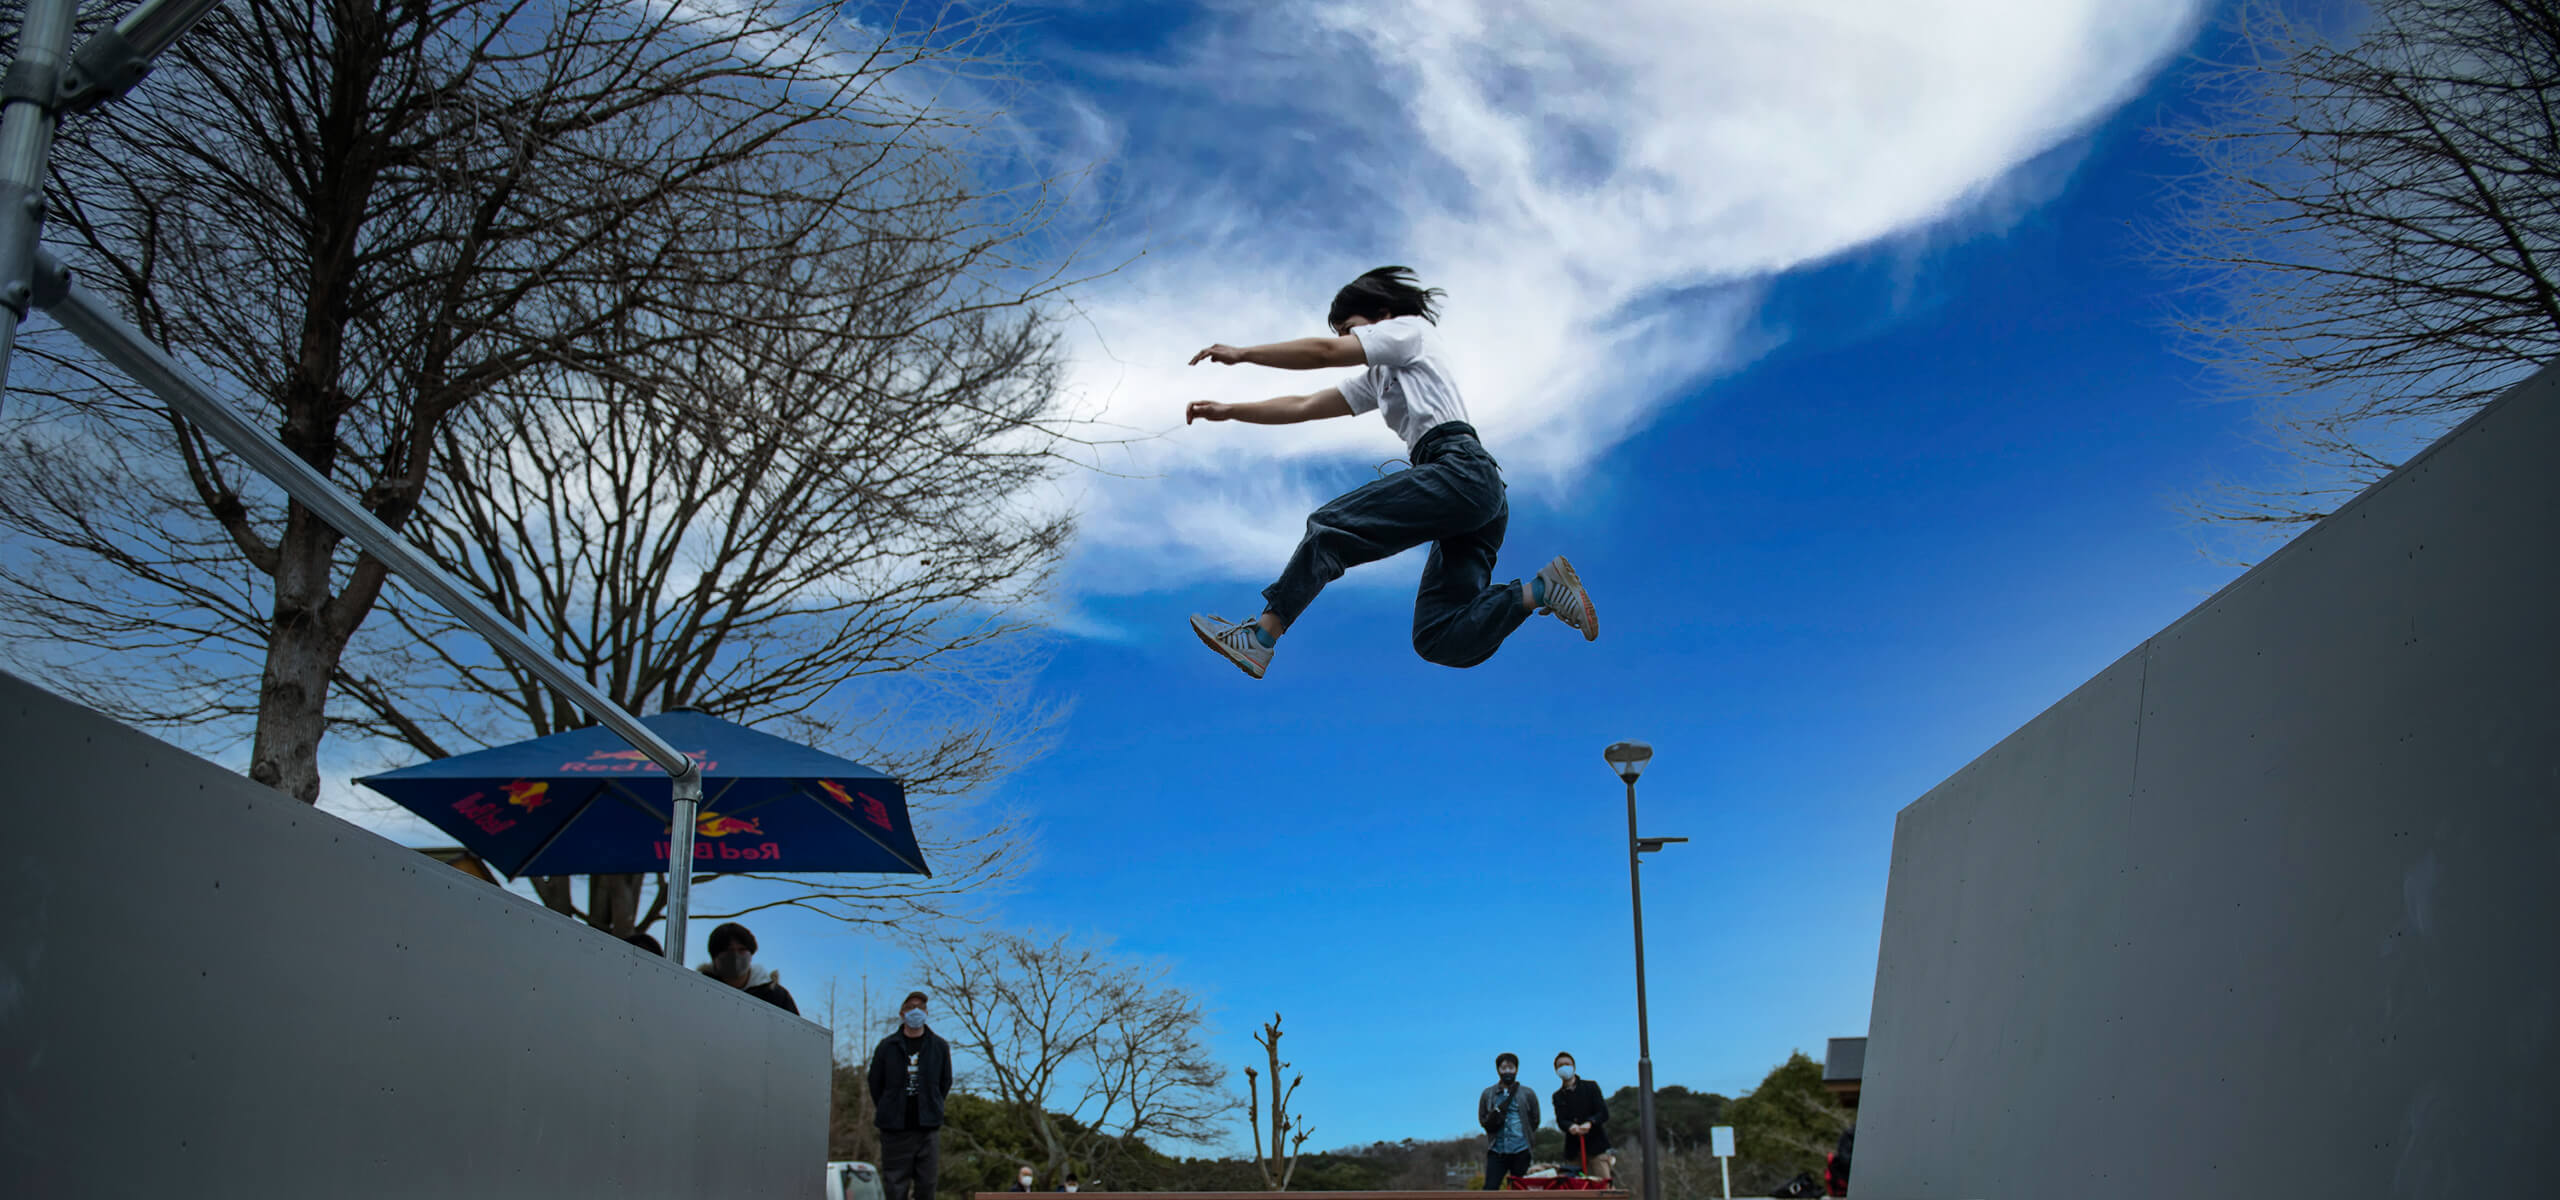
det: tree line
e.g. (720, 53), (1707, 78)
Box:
(826, 1060), (1849, 1197)
(822, 935), (1848, 1199)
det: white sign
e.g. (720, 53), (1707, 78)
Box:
(1710, 1125), (1736, 1158)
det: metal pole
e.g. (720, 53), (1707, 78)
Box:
(82, 0), (232, 68)
(1626, 774), (1660, 1200)
(665, 772), (700, 963)
(1718, 1155), (1730, 1200)
(31, 253), (702, 958)
(0, 0), (82, 405)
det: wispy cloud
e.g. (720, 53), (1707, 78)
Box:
(996, 0), (2208, 597)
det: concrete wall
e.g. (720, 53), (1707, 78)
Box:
(0, 671), (830, 1199)
(1854, 363), (2560, 1199)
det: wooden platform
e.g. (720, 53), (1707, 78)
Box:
(967, 1182), (1628, 1192)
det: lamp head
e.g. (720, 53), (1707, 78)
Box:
(1603, 740), (1654, 783)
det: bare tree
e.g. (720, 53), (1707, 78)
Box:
(2150, 0), (2560, 542)
(828, 976), (887, 1165)
(324, 162), (1081, 934)
(917, 931), (1234, 1185)
(0, 0), (1089, 808)
(1244, 1012), (1313, 1191)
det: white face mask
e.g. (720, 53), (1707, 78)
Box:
(1019, 1175), (1034, 1186)
(1558, 1065), (1576, 1081)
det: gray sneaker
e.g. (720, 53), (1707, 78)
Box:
(1534, 556), (1598, 641)
(1189, 613), (1274, 679)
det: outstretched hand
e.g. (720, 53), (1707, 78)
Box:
(1188, 343), (1246, 424)
(1189, 343), (1247, 366)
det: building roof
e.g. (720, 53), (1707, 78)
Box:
(1823, 1036), (1866, 1083)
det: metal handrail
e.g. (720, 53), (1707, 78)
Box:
(29, 254), (708, 960)
(28, 253), (707, 960)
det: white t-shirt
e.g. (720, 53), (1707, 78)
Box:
(1340, 316), (1469, 450)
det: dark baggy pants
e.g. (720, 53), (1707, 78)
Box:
(1483, 1148), (1533, 1190)
(880, 1126), (940, 1200)
(1261, 421), (1531, 668)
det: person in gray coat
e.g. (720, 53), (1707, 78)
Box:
(1477, 1051), (1542, 1189)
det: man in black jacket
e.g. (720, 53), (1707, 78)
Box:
(869, 991), (954, 1200)
(1551, 1051), (1613, 1181)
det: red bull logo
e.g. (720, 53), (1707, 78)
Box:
(696, 812), (762, 838)
(561, 748), (713, 774)
(501, 780), (550, 811)
(654, 809), (781, 863)
(817, 780), (897, 831)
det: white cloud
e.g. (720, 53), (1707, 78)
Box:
(1011, 0), (2208, 599)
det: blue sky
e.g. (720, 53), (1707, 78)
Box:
(309, 0), (2299, 1156)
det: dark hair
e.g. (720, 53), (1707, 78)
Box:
(1554, 1050), (1575, 1066)
(1328, 265), (1446, 330)
(623, 931), (664, 956)
(707, 921), (757, 956)
(902, 990), (929, 1010)
(1496, 1051), (1519, 1069)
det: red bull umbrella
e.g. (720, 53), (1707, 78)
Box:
(354, 710), (925, 878)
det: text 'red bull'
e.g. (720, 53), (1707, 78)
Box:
(448, 779), (551, 835)
(451, 792), (515, 835)
(652, 810), (783, 863)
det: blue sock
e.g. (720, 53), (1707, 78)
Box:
(1530, 575), (1548, 607)
(1253, 624), (1278, 648)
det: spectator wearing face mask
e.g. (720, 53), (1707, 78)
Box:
(869, 991), (954, 1200)
(1476, 1051), (1540, 1190)
(1056, 1174), (1080, 1192)
(697, 922), (798, 1014)
(1009, 1167), (1037, 1192)
(1550, 1051), (1613, 1181)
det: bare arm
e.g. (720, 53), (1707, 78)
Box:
(1187, 387), (1352, 426)
(1190, 335), (1366, 370)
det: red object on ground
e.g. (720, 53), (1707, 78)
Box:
(1503, 1152), (1612, 1191)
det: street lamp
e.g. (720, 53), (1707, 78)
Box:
(1606, 741), (1685, 1200)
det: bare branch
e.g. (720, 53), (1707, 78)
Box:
(2144, 0), (2560, 551)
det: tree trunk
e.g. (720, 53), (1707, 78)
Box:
(532, 875), (577, 916)
(240, 0), (384, 805)
(245, 505), (351, 805)
(592, 873), (643, 936)
(1029, 1103), (1068, 1182)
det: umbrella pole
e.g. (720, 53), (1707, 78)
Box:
(0, 0), (78, 409)
(664, 769), (701, 963)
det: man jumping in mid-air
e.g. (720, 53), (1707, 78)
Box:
(1184, 265), (1598, 679)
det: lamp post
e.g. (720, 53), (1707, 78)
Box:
(1606, 741), (1684, 1200)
